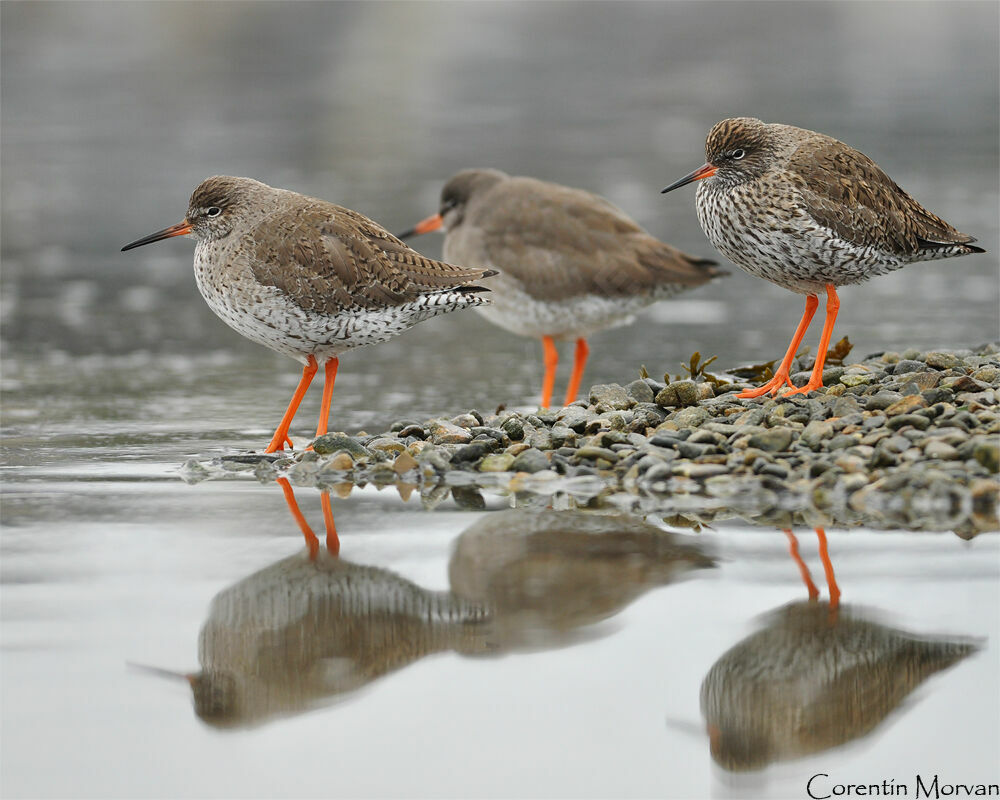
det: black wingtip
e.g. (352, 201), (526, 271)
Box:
(690, 256), (728, 277)
(481, 269), (500, 278)
(916, 235), (987, 255)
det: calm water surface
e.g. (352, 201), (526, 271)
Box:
(2, 3), (998, 798)
(3, 457), (998, 798)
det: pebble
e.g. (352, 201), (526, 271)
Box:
(576, 445), (619, 463)
(625, 379), (655, 404)
(428, 419), (473, 445)
(656, 380), (700, 408)
(747, 428), (794, 452)
(368, 437), (406, 455)
(924, 352), (964, 370)
(392, 452), (418, 474)
(311, 433), (372, 460)
(500, 416), (525, 441)
(479, 453), (515, 472)
(886, 414), (931, 431)
(511, 448), (550, 474)
(327, 452), (354, 471)
(589, 383), (632, 411)
(672, 406), (710, 428)
(555, 406), (591, 432)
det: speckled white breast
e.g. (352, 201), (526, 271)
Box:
(695, 179), (922, 296)
(193, 242), (488, 365)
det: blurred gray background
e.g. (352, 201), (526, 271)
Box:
(2, 1), (998, 434)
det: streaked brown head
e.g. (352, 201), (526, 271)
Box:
(121, 175), (271, 251)
(662, 117), (780, 194)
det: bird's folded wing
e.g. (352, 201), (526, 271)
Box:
(250, 204), (493, 313)
(476, 182), (719, 301)
(790, 139), (976, 255)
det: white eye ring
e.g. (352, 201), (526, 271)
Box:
(207, 206), (222, 217)
(732, 149), (746, 160)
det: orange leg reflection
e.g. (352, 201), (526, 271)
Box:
(783, 529), (820, 600)
(320, 493), (340, 556)
(815, 527), (840, 610)
(784, 527), (839, 610)
(276, 477), (340, 558)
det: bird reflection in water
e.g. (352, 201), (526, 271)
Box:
(184, 484), (713, 728)
(700, 527), (979, 772)
(451, 510), (714, 649)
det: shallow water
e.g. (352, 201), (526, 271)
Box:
(2, 3), (999, 798)
(3, 463), (998, 799)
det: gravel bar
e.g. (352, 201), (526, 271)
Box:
(184, 344), (1000, 535)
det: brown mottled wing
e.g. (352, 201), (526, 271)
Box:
(789, 138), (978, 255)
(250, 202), (493, 313)
(471, 178), (720, 301)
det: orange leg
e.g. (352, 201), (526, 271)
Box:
(540, 336), (558, 409)
(320, 492), (340, 556)
(277, 477), (319, 558)
(265, 356), (318, 453)
(314, 357), (339, 437)
(783, 285), (840, 397)
(815, 527), (840, 610)
(563, 338), (590, 406)
(736, 294), (819, 399)
(784, 529), (820, 600)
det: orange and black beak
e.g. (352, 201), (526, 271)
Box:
(661, 163), (717, 195)
(396, 213), (442, 240)
(121, 220), (193, 252)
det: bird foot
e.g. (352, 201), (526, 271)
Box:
(734, 372), (796, 399)
(264, 433), (295, 454)
(779, 380), (824, 397)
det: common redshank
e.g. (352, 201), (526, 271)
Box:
(661, 118), (985, 398)
(400, 169), (723, 408)
(122, 176), (496, 452)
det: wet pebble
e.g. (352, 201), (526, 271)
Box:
(511, 448), (550, 474)
(589, 383), (632, 411)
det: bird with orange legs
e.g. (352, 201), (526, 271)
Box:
(400, 169), (723, 408)
(122, 176), (496, 452)
(662, 118), (984, 399)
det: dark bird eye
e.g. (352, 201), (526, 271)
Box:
(732, 149), (746, 160)
(207, 206), (222, 217)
